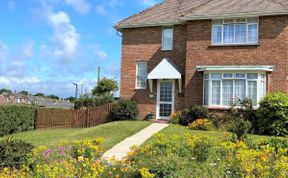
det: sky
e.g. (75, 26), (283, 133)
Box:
(0, 0), (161, 98)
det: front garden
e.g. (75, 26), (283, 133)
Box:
(0, 93), (287, 177)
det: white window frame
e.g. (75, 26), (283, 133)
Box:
(135, 62), (147, 89)
(161, 27), (173, 51)
(203, 71), (266, 108)
(211, 17), (259, 45)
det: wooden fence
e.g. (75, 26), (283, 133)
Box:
(35, 103), (114, 129)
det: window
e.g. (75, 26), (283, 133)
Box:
(203, 72), (266, 107)
(136, 62), (147, 89)
(162, 27), (173, 50)
(212, 17), (258, 45)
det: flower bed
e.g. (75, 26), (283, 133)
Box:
(0, 135), (287, 177)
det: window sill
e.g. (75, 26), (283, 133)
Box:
(135, 88), (146, 91)
(210, 43), (259, 47)
(161, 49), (173, 52)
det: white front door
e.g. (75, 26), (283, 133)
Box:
(157, 80), (175, 120)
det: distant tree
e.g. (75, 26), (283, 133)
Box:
(66, 96), (76, 102)
(19, 90), (29, 96)
(92, 78), (118, 96)
(47, 95), (60, 100)
(34, 93), (45, 97)
(0, 89), (11, 94)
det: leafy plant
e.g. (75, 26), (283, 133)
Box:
(0, 138), (33, 169)
(179, 105), (210, 126)
(169, 111), (182, 124)
(257, 93), (288, 136)
(188, 119), (213, 131)
(192, 138), (212, 162)
(0, 105), (36, 136)
(92, 78), (118, 96)
(227, 118), (252, 140)
(110, 99), (139, 120)
(74, 93), (114, 110)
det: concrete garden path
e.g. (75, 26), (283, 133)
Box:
(102, 123), (168, 161)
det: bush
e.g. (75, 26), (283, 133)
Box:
(227, 118), (252, 140)
(188, 119), (213, 131)
(0, 138), (33, 169)
(0, 105), (36, 136)
(110, 99), (139, 120)
(179, 105), (210, 126)
(257, 93), (288, 136)
(74, 93), (114, 110)
(192, 138), (212, 162)
(169, 111), (182, 124)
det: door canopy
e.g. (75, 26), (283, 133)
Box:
(148, 58), (182, 80)
(147, 58), (183, 94)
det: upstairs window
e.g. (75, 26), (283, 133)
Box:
(136, 62), (147, 89)
(162, 27), (173, 51)
(212, 17), (258, 45)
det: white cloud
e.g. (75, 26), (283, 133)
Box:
(95, 4), (106, 15)
(64, 0), (91, 14)
(21, 41), (34, 59)
(0, 44), (9, 61)
(0, 76), (40, 85)
(43, 11), (80, 60)
(90, 45), (107, 60)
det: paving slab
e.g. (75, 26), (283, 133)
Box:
(102, 123), (168, 161)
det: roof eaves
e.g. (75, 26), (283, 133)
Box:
(114, 20), (185, 30)
(181, 10), (288, 20)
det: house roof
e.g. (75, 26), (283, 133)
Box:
(148, 58), (183, 79)
(115, 0), (288, 29)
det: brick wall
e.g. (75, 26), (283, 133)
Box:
(120, 15), (288, 117)
(120, 25), (187, 117)
(185, 15), (288, 107)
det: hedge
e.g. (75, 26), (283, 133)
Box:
(0, 105), (36, 137)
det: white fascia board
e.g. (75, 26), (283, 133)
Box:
(196, 65), (275, 72)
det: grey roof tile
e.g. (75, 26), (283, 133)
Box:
(116, 0), (288, 28)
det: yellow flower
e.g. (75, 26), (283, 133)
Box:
(77, 156), (84, 161)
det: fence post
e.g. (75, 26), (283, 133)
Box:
(35, 109), (39, 129)
(85, 109), (89, 128)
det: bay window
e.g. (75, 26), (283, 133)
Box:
(203, 72), (266, 107)
(212, 17), (258, 45)
(136, 62), (147, 89)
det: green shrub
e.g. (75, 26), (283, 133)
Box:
(192, 139), (212, 162)
(257, 93), (288, 136)
(110, 99), (139, 120)
(0, 105), (36, 136)
(74, 93), (114, 110)
(169, 111), (182, 124)
(227, 118), (252, 140)
(179, 105), (210, 126)
(0, 138), (33, 169)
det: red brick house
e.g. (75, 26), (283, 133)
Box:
(115, 0), (288, 120)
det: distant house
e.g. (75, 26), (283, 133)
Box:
(0, 92), (74, 109)
(115, 0), (288, 120)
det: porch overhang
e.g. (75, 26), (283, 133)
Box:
(196, 65), (275, 72)
(147, 58), (183, 93)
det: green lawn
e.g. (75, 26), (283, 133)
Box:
(1, 121), (151, 149)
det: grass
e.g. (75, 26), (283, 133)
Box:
(0, 121), (151, 149)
